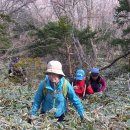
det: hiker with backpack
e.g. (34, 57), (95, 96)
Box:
(85, 67), (106, 94)
(29, 60), (85, 122)
(73, 68), (94, 98)
(73, 69), (86, 98)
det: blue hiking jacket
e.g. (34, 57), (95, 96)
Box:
(31, 77), (84, 118)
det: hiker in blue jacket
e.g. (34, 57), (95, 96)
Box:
(30, 60), (85, 122)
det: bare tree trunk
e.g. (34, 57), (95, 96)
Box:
(65, 37), (72, 77)
(75, 36), (90, 66)
(127, 0), (130, 11)
(128, 52), (130, 71)
(84, 0), (92, 28)
(90, 39), (97, 64)
(127, 0), (130, 20)
(72, 34), (83, 67)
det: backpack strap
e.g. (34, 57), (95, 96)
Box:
(43, 79), (47, 98)
(62, 78), (68, 98)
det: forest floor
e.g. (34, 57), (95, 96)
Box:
(0, 59), (130, 130)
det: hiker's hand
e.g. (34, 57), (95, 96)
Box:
(82, 113), (94, 122)
(73, 86), (78, 89)
(98, 91), (103, 96)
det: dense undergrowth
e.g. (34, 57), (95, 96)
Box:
(0, 60), (130, 130)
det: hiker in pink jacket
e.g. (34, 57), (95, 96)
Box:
(86, 67), (106, 93)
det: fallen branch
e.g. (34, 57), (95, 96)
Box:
(100, 51), (130, 71)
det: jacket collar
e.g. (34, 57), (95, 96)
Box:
(46, 77), (65, 91)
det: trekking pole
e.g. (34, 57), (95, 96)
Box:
(72, 81), (73, 87)
(83, 84), (87, 98)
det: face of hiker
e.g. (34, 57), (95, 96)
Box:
(91, 73), (99, 80)
(91, 68), (99, 81)
(48, 73), (60, 84)
(92, 76), (98, 80)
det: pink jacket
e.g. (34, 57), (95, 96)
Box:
(98, 77), (106, 92)
(86, 76), (106, 92)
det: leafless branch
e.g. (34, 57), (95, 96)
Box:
(9, 0), (35, 15)
(100, 51), (130, 71)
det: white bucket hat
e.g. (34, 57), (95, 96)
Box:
(46, 60), (65, 76)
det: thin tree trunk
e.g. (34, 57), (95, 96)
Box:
(90, 39), (97, 62)
(127, 0), (130, 11)
(76, 36), (90, 67)
(65, 37), (72, 77)
(72, 34), (83, 67)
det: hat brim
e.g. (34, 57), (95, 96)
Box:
(76, 76), (84, 80)
(46, 69), (65, 76)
